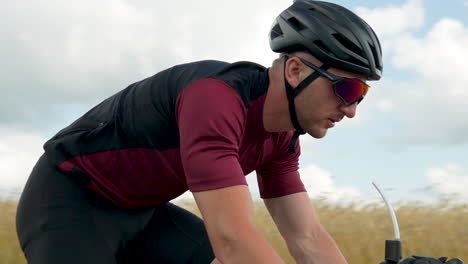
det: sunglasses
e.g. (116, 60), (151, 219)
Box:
(296, 57), (370, 106)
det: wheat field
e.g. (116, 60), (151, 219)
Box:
(1, 198), (467, 264)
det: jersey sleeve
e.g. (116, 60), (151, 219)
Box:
(176, 78), (248, 192)
(256, 132), (306, 199)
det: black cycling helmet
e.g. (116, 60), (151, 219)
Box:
(270, 0), (383, 80)
(269, 0), (383, 153)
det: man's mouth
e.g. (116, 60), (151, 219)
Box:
(327, 117), (343, 128)
(329, 117), (343, 123)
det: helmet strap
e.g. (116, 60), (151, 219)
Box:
(283, 55), (330, 153)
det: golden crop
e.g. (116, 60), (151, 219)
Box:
(1, 198), (467, 264)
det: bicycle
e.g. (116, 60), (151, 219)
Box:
(373, 183), (464, 264)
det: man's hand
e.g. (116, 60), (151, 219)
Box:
(398, 255), (464, 264)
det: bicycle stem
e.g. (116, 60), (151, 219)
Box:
(372, 182), (402, 264)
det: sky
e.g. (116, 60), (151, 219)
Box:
(1, 0), (468, 205)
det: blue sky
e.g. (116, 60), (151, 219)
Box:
(1, 0), (467, 204)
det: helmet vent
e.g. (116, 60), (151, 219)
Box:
(369, 43), (380, 68)
(270, 23), (283, 39)
(313, 40), (333, 55)
(332, 33), (364, 58)
(287, 17), (307, 31)
(346, 56), (368, 68)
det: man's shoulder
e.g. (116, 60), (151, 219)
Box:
(157, 59), (268, 108)
(170, 60), (266, 75)
(211, 61), (266, 75)
(173, 59), (231, 69)
(208, 60), (269, 105)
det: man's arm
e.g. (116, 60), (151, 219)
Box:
(193, 185), (284, 264)
(264, 192), (348, 264)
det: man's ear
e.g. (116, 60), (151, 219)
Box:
(284, 57), (308, 89)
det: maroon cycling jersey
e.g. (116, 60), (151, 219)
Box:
(43, 60), (306, 208)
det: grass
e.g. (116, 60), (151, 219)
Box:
(0, 200), (25, 264)
(2, 198), (467, 264)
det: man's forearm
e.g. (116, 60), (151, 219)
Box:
(215, 228), (285, 264)
(286, 226), (348, 264)
(264, 192), (348, 264)
(194, 185), (285, 264)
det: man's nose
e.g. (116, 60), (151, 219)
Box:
(340, 102), (357, 118)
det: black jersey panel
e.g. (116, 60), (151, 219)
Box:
(43, 60), (270, 167)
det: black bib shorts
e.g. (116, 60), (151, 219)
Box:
(16, 154), (215, 264)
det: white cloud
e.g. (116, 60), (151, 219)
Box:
(383, 18), (468, 145)
(376, 100), (396, 113)
(391, 19), (468, 91)
(1, 0), (284, 127)
(0, 127), (46, 189)
(300, 165), (362, 204)
(356, 0), (468, 145)
(355, 0), (424, 38)
(299, 136), (320, 158)
(465, 1), (468, 7)
(427, 163), (468, 202)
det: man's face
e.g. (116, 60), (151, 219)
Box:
(293, 61), (366, 138)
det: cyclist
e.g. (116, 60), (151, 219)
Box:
(17, 1), (384, 263)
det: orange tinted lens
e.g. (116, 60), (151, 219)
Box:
(334, 79), (369, 104)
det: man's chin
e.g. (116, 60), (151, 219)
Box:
(306, 128), (327, 139)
